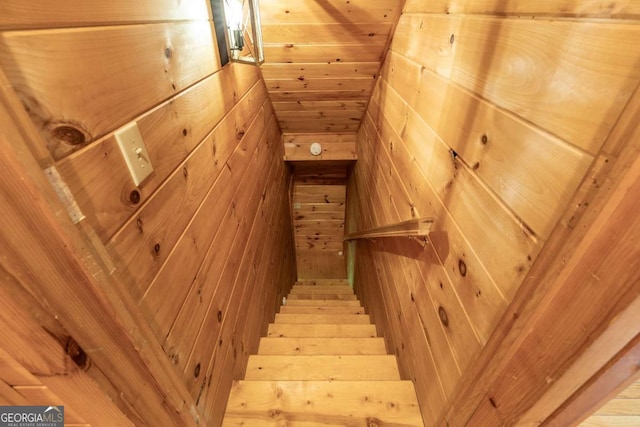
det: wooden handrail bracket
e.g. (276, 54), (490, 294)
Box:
(345, 217), (434, 240)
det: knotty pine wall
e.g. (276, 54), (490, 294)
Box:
(292, 162), (350, 280)
(348, 1), (640, 425)
(0, 2), (296, 424)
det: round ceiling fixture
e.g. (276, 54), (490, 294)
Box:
(310, 142), (322, 156)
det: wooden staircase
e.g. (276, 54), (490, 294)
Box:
(222, 280), (424, 426)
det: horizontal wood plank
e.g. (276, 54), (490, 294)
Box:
(270, 91), (370, 102)
(244, 355), (400, 380)
(403, 0), (640, 17)
(266, 324), (376, 338)
(280, 120), (361, 133)
(257, 337), (385, 355)
(274, 100), (367, 112)
(0, 1), (210, 29)
(260, 0), (398, 24)
(223, 381), (423, 426)
(262, 23), (392, 45)
(264, 44), (384, 63)
(274, 314), (370, 324)
(265, 78), (374, 92)
(290, 286), (353, 294)
(288, 293), (357, 301)
(0, 22), (220, 160)
(261, 63), (380, 80)
(285, 299), (360, 307)
(279, 306), (364, 315)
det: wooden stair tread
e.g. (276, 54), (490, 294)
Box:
(284, 299), (361, 307)
(267, 324), (377, 338)
(222, 380), (424, 426)
(288, 293), (358, 300)
(258, 337), (387, 355)
(244, 355), (401, 380)
(275, 313), (371, 324)
(291, 286), (354, 294)
(280, 306), (365, 315)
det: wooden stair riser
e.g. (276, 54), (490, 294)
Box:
(290, 285), (354, 294)
(275, 314), (371, 324)
(258, 337), (387, 355)
(266, 324), (377, 338)
(222, 381), (423, 426)
(294, 280), (350, 287)
(287, 293), (358, 301)
(244, 355), (401, 381)
(284, 299), (361, 307)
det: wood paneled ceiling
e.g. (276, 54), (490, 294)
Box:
(260, 0), (403, 134)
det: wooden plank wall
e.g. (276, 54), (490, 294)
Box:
(260, 0), (404, 134)
(0, 280), (133, 426)
(0, 2), (296, 424)
(292, 162), (348, 280)
(348, 1), (640, 425)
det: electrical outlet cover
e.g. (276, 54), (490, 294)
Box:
(115, 122), (154, 186)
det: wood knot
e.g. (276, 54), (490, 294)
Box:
(489, 397), (498, 408)
(438, 306), (449, 327)
(268, 409), (281, 418)
(481, 134), (489, 145)
(450, 34), (455, 44)
(217, 310), (222, 322)
(129, 189), (141, 204)
(65, 337), (89, 369)
(194, 363), (201, 378)
(458, 259), (467, 277)
(51, 125), (87, 146)
(153, 243), (161, 258)
(366, 418), (381, 427)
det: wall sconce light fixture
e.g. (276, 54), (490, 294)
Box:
(221, 0), (264, 65)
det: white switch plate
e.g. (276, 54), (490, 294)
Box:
(115, 122), (153, 186)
